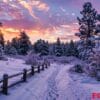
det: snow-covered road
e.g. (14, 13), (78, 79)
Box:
(0, 63), (100, 100)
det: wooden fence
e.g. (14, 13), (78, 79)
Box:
(0, 61), (50, 95)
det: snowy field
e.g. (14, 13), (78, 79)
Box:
(0, 57), (31, 80)
(0, 57), (100, 100)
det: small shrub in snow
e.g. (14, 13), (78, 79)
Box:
(74, 64), (83, 73)
(25, 51), (38, 65)
(69, 64), (83, 73)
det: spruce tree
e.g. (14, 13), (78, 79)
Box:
(34, 39), (44, 53)
(67, 40), (79, 57)
(18, 31), (31, 55)
(76, 2), (100, 60)
(5, 41), (17, 55)
(55, 38), (63, 56)
(0, 33), (5, 49)
(0, 44), (4, 59)
(40, 41), (49, 56)
(11, 37), (19, 50)
(76, 2), (100, 39)
(34, 39), (49, 56)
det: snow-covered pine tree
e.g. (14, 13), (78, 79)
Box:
(18, 31), (31, 55)
(87, 48), (100, 79)
(34, 39), (49, 56)
(11, 37), (20, 53)
(10, 47), (17, 55)
(61, 43), (66, 56)
(0, 44), (4, 60)
(40, 41), (49, 56)
(54, 38), (63, 56)
(67, 40), (79, 57)
(0, 22), (5, 59)
(76, 2), (100, 60)
(0, 33), (5, 49)
(34, 39), (44, 54)
(5, 41), (17, 55)
(49, 43), (55, 55)
(63, 42), (69, 56)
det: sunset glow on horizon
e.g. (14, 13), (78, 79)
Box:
(0, 0), (100, 43)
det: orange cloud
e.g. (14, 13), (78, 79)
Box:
(18, 0), (49, 20)
(35, 1), (49, 12)
(1, 26), (79, 43)
(0, 20), (79, 43)
(0, 27), (19, 41)
(18, 1), (38, 20)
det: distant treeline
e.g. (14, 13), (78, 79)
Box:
(0, 31), (79, 57)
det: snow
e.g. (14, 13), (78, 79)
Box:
(0, 57), (31, 79)
(0, 58), (100, 100)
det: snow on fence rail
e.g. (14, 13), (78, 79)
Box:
(0, 61), (50, 95)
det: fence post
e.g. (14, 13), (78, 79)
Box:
(45, 63), (48, 68)
(38, 65), (40, 73)
(42, 64), (44, 70)
(2, 74), (8, 95)
(23, 69), (27, 82)
(31, 65), (34, 75)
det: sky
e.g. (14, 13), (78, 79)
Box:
(0, 0), (100, 43)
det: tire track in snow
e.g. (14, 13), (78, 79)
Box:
(49, 64), (91, 100)
(45, 64), (61, 100)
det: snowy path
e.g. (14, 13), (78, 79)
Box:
(0, 63), (100, 100)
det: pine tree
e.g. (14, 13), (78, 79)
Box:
(49, 43), (54, 55)
(18, 31), (31, 55)
(0, 22), (5, 59)
(34, 39), (44, 53)
(86, 48), (100, 79)
(76, 2), (100, 60)
(76, 2), (100, 39)
(11, 37), (19, 50)
(61, 43), (66, 56)
(55, 38), (63, 56)
(5, 41), (17, 55)
(5, 41), (11, 55)
(0, 44), (4, 59)
(34, 39), (49, 56)
(0, 33), (5, 49)
(40, 41), (49, 56)
(67, 40), (79, 57)
(9, 46), (17, 55)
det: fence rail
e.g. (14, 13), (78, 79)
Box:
(0, 61), (50, 95)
